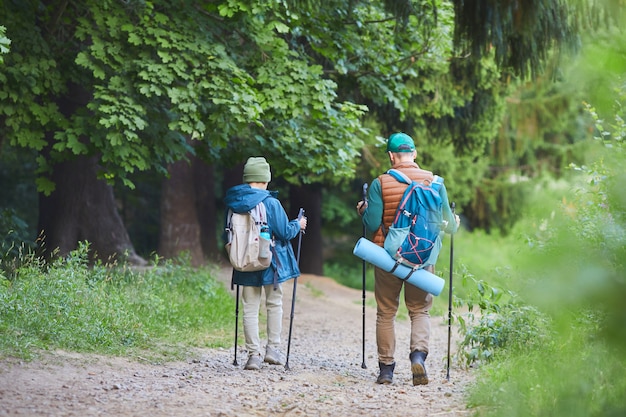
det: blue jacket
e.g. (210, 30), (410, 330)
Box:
(223, 184), (302, 287)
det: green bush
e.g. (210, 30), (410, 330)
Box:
(0, 209), (37, 278)
(0, 243), (234, 360)
(324, 258), (375, 292)
(454, 268), (552, 366)
(462, 85), (626, 416)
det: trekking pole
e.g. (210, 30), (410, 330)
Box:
(361, 183), (368, 369)
(232, 270), (240, 366)
(285, 208), (305, 371)
(446, 202), (456, 381)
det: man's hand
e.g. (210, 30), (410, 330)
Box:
(356, 200), (367, 216)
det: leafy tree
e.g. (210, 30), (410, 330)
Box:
(0, 0), (365, 263)
(290, 2), (528, 268)
(0, 25), (9, 64)
(457, 0), (624, 234)
(0, 0), (597, 270)
(339, 0), (616, 236)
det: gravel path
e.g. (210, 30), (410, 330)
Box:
(0, 269), (473, 416)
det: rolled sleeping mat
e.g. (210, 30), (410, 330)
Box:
(352, 237), (445, 296)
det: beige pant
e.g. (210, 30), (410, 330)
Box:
(374, 266), (433, 365)
(242, 284), (283, 355)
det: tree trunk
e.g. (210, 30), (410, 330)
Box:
(223, 163), (243, 192)
(159, 159), (204, 267)
(193, 157), (220, 261)
(37, 155), (146, 265)
(289, 183), (323, 276)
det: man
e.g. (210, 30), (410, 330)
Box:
(357, 133), (459, 385)
(224, 157), (307, 370)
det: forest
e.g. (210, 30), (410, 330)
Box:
(1, 1), (625, 416)
(1, 0), (614, 272)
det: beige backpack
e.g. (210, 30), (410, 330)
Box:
(225, 202), (272, 272)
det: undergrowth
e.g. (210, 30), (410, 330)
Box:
(460, 85), (626, 416)
(0, 242), (234, 361)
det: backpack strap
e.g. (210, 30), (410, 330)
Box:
(225, 200), (269, 245)
(254, 198), (280, 290)
(431, 175), (443, 192)
(225, 208), (234, 243)
(386, 169), (412, 185)
(271, 245), (281, 291)
(388, 169), (444, 190)
(250, 200), (269, 227)
(379, 170), (411, 238)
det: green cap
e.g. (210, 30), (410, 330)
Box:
(243, 157), (271, 183)
(386, 132), (415, 153)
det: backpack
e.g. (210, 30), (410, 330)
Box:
(382, 169), (444, 268)
(225, 201), (273, 272)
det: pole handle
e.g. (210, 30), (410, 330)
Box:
(295, 208), (304, 263)
(360, 183), (368, 215)
(297, 208), (305, 234)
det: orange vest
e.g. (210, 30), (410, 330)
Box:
(372, 162), (434, 246)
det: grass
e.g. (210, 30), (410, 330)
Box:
(324, 254), (375, 292)
(0, 243), (234, 361)
(467, 318), (626, 417)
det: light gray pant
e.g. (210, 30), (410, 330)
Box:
(242, 284), (283, 356)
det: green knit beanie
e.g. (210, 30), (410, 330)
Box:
(243, 157), (272, 183)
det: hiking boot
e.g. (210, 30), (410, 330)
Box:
(376, 361), (395, 384)
(244, 353), (262, 370)
(264, 346), (284, 365)
(410, 350), (429, 386)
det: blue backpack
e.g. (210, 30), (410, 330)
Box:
(383, 169), (445, 268)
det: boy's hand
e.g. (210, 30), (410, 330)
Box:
(299, 216), (307, 231)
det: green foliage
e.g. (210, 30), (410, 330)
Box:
(462, 79), (626, 417)
(458, 160), (626, 416)
(416, 56), (508, 157)
(324, 259), (375, 293)
(584, 91), (625, 149)
(0, 147), (38, 274)
(454, 268), (552, 366)
(0, 243), (234, 360)
(0, 146), (38, 247)
(0, 25), (9, 64)
(458, 62), (591, 234)
(0, 0), (369, 192)
(289, 0), (517, 232)
(452, 0), (579, 80)
(0, 211), (36, 277)
(566, 7), (626, 116)
(444, 1), (623, 233)
(468, 326), (626, 417)
(0, 0), (611, 262)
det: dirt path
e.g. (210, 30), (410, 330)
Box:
(0, 268), (473, 416)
